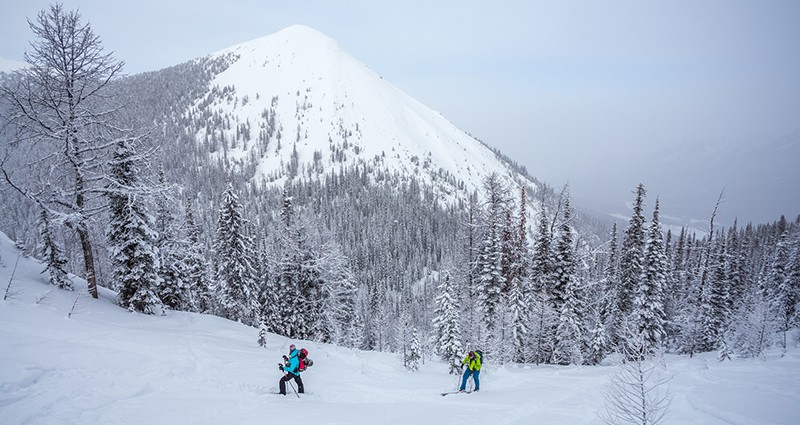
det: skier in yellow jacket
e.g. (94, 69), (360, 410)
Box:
(459, 351), (481, 392)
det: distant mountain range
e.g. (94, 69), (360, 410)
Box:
(579, 132), (800, 230)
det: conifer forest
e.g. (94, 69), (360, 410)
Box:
(1, 5), (798, 372)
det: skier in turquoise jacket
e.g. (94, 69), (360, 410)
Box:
(279, 344), (304, 395)
(459, 351), (481, 392)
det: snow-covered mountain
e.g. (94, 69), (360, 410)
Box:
(186, 24), (535, 201)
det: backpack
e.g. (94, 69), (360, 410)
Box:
(475, 350), (484, 365)
(297, 348), (313, 371)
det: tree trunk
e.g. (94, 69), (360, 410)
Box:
(78, 227), (98, 298)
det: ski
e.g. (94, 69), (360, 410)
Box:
(441, 390), (471, 396)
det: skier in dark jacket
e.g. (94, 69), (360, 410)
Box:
(279, 344), (304, 395)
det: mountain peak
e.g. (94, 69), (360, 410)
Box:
(273, 24), (336, 43)
(192, 25), (534, 203)
(217, 24), (342, 61)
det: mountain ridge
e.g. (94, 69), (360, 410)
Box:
(186, 24), (537, 203)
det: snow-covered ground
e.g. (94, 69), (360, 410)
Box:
(1, 231), (798, 425)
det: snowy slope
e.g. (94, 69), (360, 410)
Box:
(2, 232), (799, 425)
(190, 25), (531, 201)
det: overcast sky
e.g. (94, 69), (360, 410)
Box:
(2, 1), (799, 227)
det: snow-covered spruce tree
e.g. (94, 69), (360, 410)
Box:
(687, 192), (727, 354)
(1, 4), (124, 298)
(406, 327), (422, 372)
(587, 223), (618, 365)
(512, 186), (530, 288)
(509, 272), (530, 363)
(183, 202), (212, 313)
(630, 198), (668, 355)
(213, 184), (257, 323)
(37, 209), (72, 290)
(672, 228), (705, 356)
(507, 185), (531, 363)
(476, 173), (509, 338)
(107, 137), (163, 315)
(725, 221), (748, 314)
(270, 193), (314, 339)
(153, 183), (191, 311)
(768, 227), (798, 352)
(361, 278), (390, 351)
(432, 270), (463, 374)
(397, 301), (414, 368)
(603, 223), (621, 345)
(551, 195), (584, 365)
(617, 184), (647, 338)
(264, 189), (299, 337)
(676, 262), (706, 357)
(586, 310), (611, 366)
(530, 191), (557, 364)
(257, 314), (269, 348)
(697, 237), (730, 353)
(662, 227), (687, 351)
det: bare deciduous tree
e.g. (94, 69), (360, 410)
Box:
(1, 4), (124, 298)
(600, 327), (672, 425)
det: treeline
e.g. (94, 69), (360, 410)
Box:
(2, 5), (796, 368)
(432, 181), (799, 369)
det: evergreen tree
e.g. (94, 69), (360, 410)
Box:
(551, 196), (583, 365)
(507, 186), (531, 363)
(697, 237), (730, 352)
(530, 192), (557, 364)
(769, 228), (797, 352)
(632, 198), (668, 354)
(257, 314), (269, 348)
(531, 192), (554, 295)
(604, 222), (620, 318)
(213, 184), (256, 323)
(150, 169), (190, 311)
(37, 209), (72, 290)
(618, 184), (647, 328)
(107, 138), (163, 314)
(586, 313), (611, 365)
(509, 272), (529, 363)
(432, 271), (463, 373)
(588, 223), (618, 364)
(407, 327), (422, 371)
(476, 173), (509, 337)
(184, 203), (212, 313)
(317, 246), (360, 346)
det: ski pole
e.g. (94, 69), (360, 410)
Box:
(288, 377), (300, 398)
(455, 362), (464, 390)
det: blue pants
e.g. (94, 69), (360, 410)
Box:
(460, 368), (480, 391)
